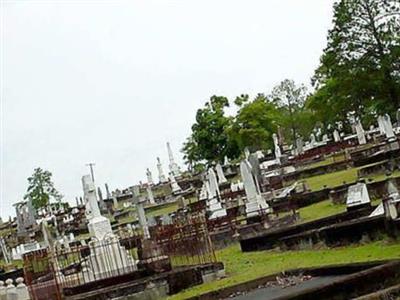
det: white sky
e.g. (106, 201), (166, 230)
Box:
(1, 0), (335, 218)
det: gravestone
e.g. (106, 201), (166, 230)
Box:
(273, 133), (281, 162)
(134, 197), (150, 239)
(248, 153), (262, 185)
(82, 175), (113, 240)
(333, 130), (341, 142)
(105, 183), (111, 199)
(309, 133), (316, 148)
(157, 157), (168, 183)
(296, 137), (304, 155)
(244, 147), (250, 159)
(146, 168), (153, 185)
(240, 160), (271, 218)
(169, 173), (182, 194)
(346, 182), (371, 211)
(382, 114), (395, 139)
(206, 168), (227, 219)
(355, 120), (367, 145)
(167, 142), (181, 177)
(146, 185), (155, 205)
(215, 163), (228, 184)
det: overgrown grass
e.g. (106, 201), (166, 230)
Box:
(169, 240), (400, 299)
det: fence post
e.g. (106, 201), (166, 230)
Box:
(0, 281), (6, 300)
(15, 278), (30, 300)
(5, 279), (17, 300)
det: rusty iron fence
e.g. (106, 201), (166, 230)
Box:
(22, 248), (62, 300)
(152, 214), (217, 266)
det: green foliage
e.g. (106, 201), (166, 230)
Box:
(24, 168), (63, 210)
(309, 0), (400, 124)
(182, 95), (239, 166)
(229, 93), (278, 152)
(270, 79), (316, 144)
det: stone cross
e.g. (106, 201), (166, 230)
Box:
(157, 157), (167, 183)
(82, 175), (113, 240)
(146, 168), (153, 185)
(215, 163), (227, 184)
(167, 142), (181, 176)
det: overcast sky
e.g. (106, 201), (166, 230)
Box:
(1, 0), (335, 218)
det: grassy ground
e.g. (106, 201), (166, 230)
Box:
(303, 167), (400, 192)
(169, 240), (400, 299)
(297, 198), (381, 223)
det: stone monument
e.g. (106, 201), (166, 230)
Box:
(215, 163), (227, 184)
(240, 160), (271, 218)
(206, 168), (227, 219)
(272, 133), (281, 163)
(169, 173), (182, 194)
(157, 157), (168, 183)
(355, 120), (367, 145)
(146, 168), (153, 185)
(146, 185), (155, 205)
(82, 175), (113, 240)
(333, 130), (341, 142)
(346, 182), (371, 211)
(167, 142), (181, 177)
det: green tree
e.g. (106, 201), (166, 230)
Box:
(269, 79), (313, 143)
(182, 96), (238, 166)
(24, 168), (63, 210)
(310, 0), (400, 123)
(229, 93), (279, 152)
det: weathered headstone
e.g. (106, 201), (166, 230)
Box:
(215, 163), (227, 184)
(355, 120), (367, 145)
(333, 130), (341, 142)
(167, 142), (181, 177)
(273, 133), (281, 162)
(157, 157), (168, 183)
(82, 175), (113, 240)
(146, 168), (153, 185)
(146, 185), (155, 205)
(169, 173), (182, 194)
(240, 160), (271, 218)
(346, 182), (370, 210)
(206, 168), (227, 219)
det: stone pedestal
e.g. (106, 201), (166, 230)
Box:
(208, 199), (227, 219)
(88, 216), (113, 241)
(137, 239), (171, 273)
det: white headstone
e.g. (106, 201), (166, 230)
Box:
(333, 130), (341, 142)
(355, 120), (367, 145)
(309, 133), (316, 148)
(382, 114), (395, 139)
(240, 160), (271, 217)
(157, 157), (168, 183)
(146, 168), (153, 185)
(169, 173), (182, 194)
(206, 168), (227, 219)
(272, 133), (281, 160)
(82, 175), (113, 241)
(215, 163), (227, 184)
(146, 185), (155, 205)
(346, 182), (370, 209)
(167, 142), (181, 176)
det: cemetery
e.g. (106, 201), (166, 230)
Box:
(3, 1), (400, 299)
(0, 114), (400, 300)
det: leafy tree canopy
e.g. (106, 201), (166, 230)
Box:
(24, 168), (63, 210)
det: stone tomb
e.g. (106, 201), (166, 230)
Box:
(346, 182), (371, 211)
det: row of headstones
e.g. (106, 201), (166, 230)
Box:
(0, 278), (30, 300)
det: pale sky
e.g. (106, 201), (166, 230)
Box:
(1, 0), (335, 218)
